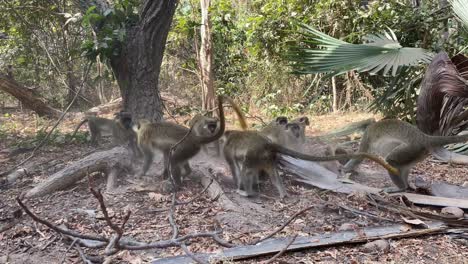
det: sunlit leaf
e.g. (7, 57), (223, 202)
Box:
(450, 0), (468, 29)
(287, 24), (434, 77)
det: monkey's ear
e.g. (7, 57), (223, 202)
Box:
(276, 116), (288, 125)
(299, 117), (310, 126)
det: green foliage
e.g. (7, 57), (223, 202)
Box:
(64, 131), (88, 144)
(165, 0), (468, 118)
(287, 24), (434, 76)
(367, 68), (424, 121)
(81, 0), (139, 61)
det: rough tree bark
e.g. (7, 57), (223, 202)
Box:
(78, 0), (178, 121)
(0, 74), (62, 118)
(199, 0), (215, 112)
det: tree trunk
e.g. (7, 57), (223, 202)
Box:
(78, 0), (178, 121)
(199, 0), (215, 112)
(331, 76), (338, 113)
(96, 55), (107, 104)
(111, 1), (178, 121)
(0, 74), (62, 118)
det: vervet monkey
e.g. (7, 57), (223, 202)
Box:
(72, 112), (129, 145)
(188, 114), (221, 155)
(343, 119), (468, 193)
(222, 130), (398, 199)
(284, 116), (309, 150)
(71, 111), (140, 157)
(260, 116), (289, 144)
(133, 96), (246, 187)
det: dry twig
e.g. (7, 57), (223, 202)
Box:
(262, 234), (298, 264)
(251, 205), (314, 245)
(88, 174), (131, 255)
(180, 243), (208, 264)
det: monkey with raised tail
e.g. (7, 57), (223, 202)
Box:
(133, 96), (246, 188)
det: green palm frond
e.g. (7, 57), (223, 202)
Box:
(450, 0), (468, 29)
(287, 24), (434, 77)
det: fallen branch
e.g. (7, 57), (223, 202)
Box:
(18, 172), (232, 255)
(23, 147), (132, 198)
(152, 221), (449, 264)
(17, 198), (108, 242)
(75, 243), (94, 264)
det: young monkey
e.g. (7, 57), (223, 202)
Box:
(344, 119), (468, 193)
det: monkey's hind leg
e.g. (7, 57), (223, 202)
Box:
(237, 167), (256, 197)
(342, 133), (371, 173)
(265, 166), (287, 199)
(140, 148), (154, 178)
(224, 153), (241, 188)
(382, 166), (411, 193)
(383, 145), (422, 193)
(89, 127), (100, 146)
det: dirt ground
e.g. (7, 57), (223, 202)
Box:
(1, 109), (468, 264)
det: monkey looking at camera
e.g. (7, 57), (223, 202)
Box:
(344, 119), (468, 193)
(222, 129), (398, 199)
(188, 114), (221, 155)
(133, 96), (246, 188)
(283, 116), (309, 151)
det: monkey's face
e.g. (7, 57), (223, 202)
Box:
(286, 123), (301, 138)
(206, 121), (218, 133)
(191, 116), (219, 136)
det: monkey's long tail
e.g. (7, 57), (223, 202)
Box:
(70, 119), (89, 141)
(222, 96), (248, 130)
(274, 144), (399, 176)
(428, 133), (468, 146)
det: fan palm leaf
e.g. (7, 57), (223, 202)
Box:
(287, 24), (434, 77)
(450, 0), (468, 29)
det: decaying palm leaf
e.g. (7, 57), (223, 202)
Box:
(416, 52), (468, 162)
(416, 52), (468, 135)
(287, 24), (434, 77)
